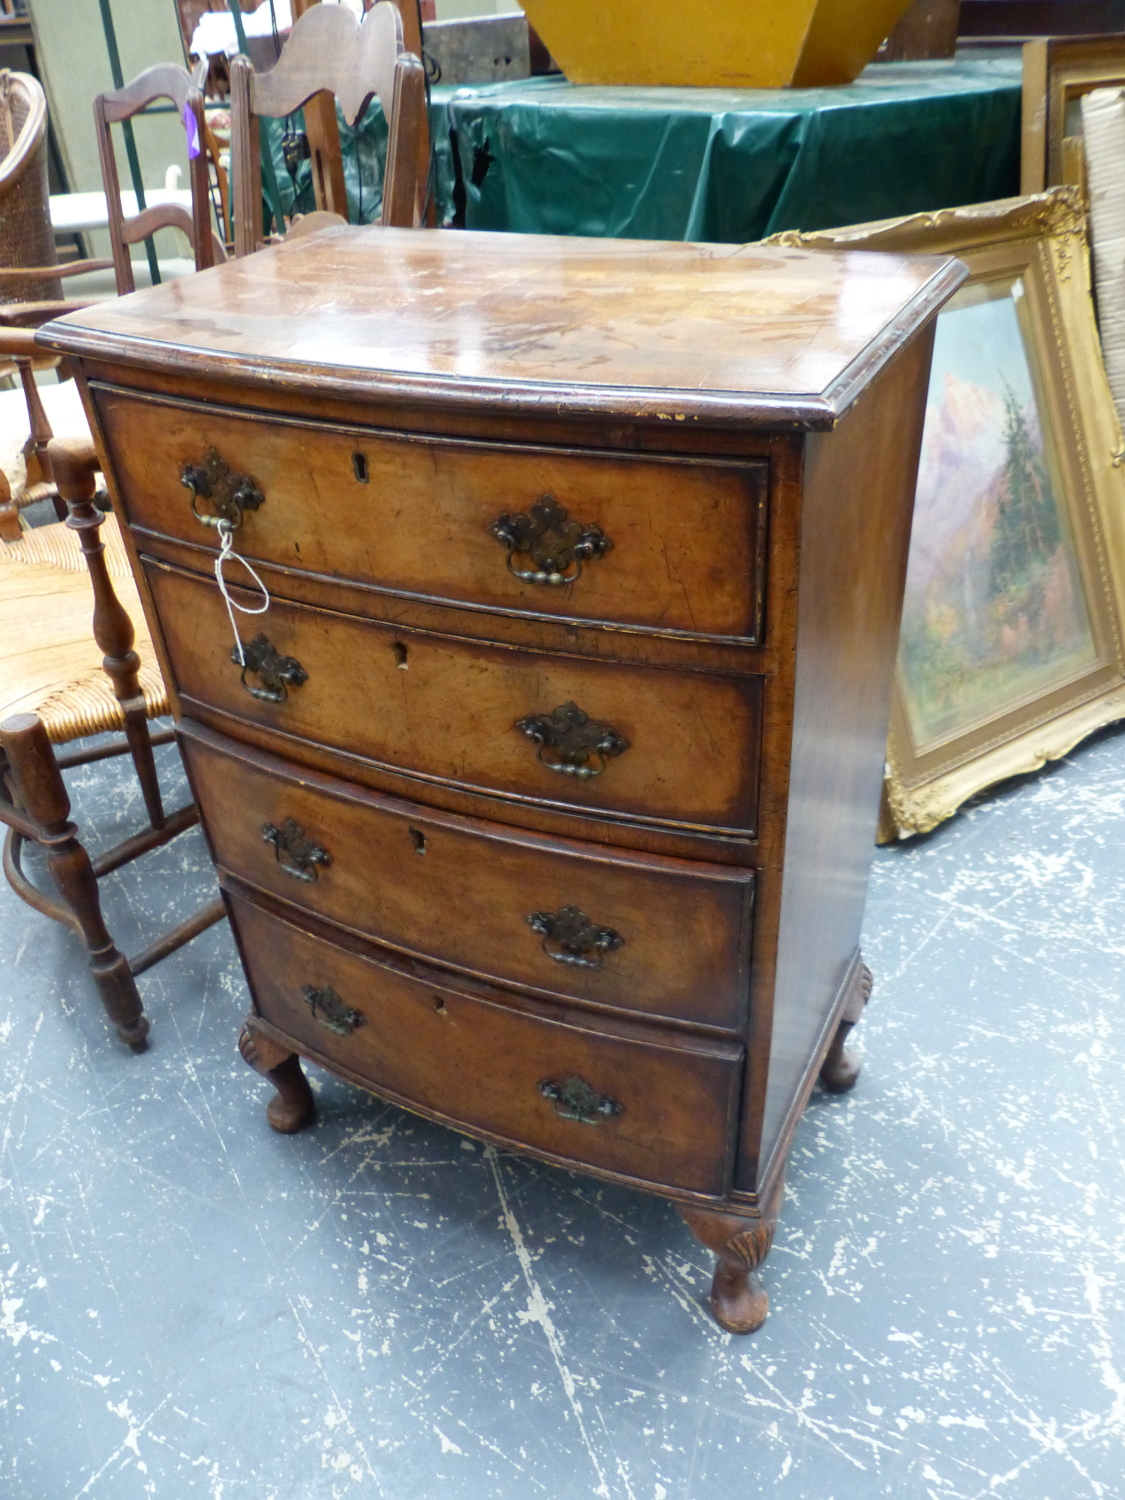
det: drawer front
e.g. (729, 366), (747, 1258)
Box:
(147, 559), (762, 835)
(231, 893), (742, 1195)
(183, 724), (753, 1030)
(94, 385), (767, 640)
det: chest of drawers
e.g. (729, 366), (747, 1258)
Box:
(41, 228), (963, 1333)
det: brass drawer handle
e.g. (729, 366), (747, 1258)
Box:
(526, 904), (623, 968)
(234, 633), (308, 703)
(302, 983), (364, 1036)
(262, 818), (331, 882)
(490, 495), (612, 587)
(181, 447), (264, 530)
(515, 700), (629, 779)
(539, 1075), (622, 1124)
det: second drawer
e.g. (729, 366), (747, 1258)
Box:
(145, 556), (762, 836)
(182, 722), (754, 1031)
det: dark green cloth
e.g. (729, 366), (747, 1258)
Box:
(263, 106), (392, 227)
(434, 53), (1022, 242)
(262, 54), (1021, 245)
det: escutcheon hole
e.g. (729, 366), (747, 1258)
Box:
(433, 997), (446, 1015)
(409, 828), (426, 854)
(352, 452), (369, 484)
(392, 641), (408, 669)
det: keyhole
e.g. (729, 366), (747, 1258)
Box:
(392, 641), (408, 669)
(352, 452), (369, 484)
(433, 997), (446, 1015)
(409, 828), (426, 854)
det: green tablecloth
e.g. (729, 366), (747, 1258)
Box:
(431, 53), (1022, 242)
(264, 53), (1021, 244)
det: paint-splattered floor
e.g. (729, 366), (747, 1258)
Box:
(1, 725), (1123, 1499)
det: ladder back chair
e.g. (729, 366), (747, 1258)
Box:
(1, 69), (113, 538)
(230, 0), (430, 256)
(0, 436), (226, 1052)
(0, 64), (227, 541)
(94, 61), (227, 296)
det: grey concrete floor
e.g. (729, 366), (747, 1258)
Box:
(1, 722), (1123, 1499)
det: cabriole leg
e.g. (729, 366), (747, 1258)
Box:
(239, 1020), (315, 1134)
(819, 959), (873, 1094)
(678, 1206), (777, 1334)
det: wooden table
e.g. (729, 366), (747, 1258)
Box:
(40, 226), (964, 1333)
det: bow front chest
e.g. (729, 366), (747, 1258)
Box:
(42, 227), (963, 1332)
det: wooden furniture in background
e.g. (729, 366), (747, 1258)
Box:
(517, 0), (917, 86)
(1, 68), (112, 534)
(0, 435), (225, 1050)
(0, 61), (227, 539)
(881, 0), (962, 60)
(39, 227), (963, 1332)
(1021, 34), (1125, 191)
(960, 1), (1125, 34)
(1, 65), (62, 304)
(230, 0), (429, 254)
(94, 63), (226, 295)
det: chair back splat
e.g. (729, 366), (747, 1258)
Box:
(231, 0), (430, 256)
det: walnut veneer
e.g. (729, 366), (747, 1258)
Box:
(39, 226), (965, 1333)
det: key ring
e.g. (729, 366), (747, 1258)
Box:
(214, 519), (271, 664)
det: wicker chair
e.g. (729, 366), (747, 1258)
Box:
(0, 437), (226, 1051)
(0, 67), (65, 306)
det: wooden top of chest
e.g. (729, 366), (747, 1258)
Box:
(39, 226), (963, 429)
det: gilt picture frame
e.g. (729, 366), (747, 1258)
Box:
(770, 190), (1125, 839)
(1021, 36), (1125, 193)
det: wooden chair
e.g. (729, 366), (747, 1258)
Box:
(94, 61), (227, 296)
(230, 0), (429, 257)
(0, 69), (112, 538)
(0, 436), (226, 1052)
(0, 64), (226, 542)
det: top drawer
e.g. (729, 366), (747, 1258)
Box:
(91, 385), (768, 642)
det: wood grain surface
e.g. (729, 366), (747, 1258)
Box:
(144, 558), (763, 835)
(230, 890), (743, 1196)
(181, 722), (754, 1030)
(38, 228), (964, 427)
(94, 384), (768, 640)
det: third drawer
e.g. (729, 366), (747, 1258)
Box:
(182, 721), (755, 1032)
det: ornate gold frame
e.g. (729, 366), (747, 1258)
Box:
(1021, 36), (1125, 193)
(770, 190), (1125, 840)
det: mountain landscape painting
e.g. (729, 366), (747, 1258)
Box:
(899, 276), (1098, 751)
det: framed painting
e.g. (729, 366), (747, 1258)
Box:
(769, 189), (1125, 839)
(1021, 35), (1125, 192)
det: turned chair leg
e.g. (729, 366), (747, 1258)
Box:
(50, 436), (167, 831)
(0, 712), (149, 1051)
(0, 466), (20, 543)
(239, 1020), (316, 1134)
(17, 357), (66, 522)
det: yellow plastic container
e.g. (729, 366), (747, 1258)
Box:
(519, 0), (918, 89)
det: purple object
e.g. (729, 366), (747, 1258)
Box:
(183, 101), (201, 161)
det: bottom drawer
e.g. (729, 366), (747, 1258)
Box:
(230, 892), (743, 1197)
